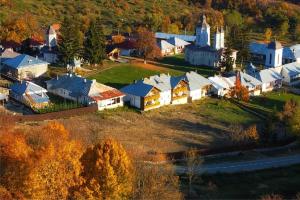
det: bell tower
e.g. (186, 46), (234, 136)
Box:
(196, 15), (210, 47)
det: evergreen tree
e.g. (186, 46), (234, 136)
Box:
(220, 47), (234, 73)
(58, 17), (82, 65)
(84, 18), (106, 66)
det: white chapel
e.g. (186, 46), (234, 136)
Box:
(185, 15), (237, 68)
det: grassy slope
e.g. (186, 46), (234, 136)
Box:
(181, 164), (300, 199)
(249, 91), (300, 112)
(88, 64), (181, 89)
(196, 98), (259, 125)
(159, 54), (216, 78)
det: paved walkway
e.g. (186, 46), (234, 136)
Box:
(176, 154), (300, 174)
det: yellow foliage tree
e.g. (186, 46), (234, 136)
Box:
(0, 121), (83, 200)
(70, 138), (134, 200)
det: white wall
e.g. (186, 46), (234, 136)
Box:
(97, 97), (124, 111)
(160, 90), (172, 105)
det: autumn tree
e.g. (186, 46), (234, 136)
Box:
(0, 13), (41, 44)
(265, 28), (272, 42)
(70, 138), (134, 200)
(230, 71), (250, 102)
(0, 121), (83, 200)
(278, 99), (298, 123)
(228, 124), (259, 145)
(136, 27), (161, 63)
(84, 18), (106, 66)
(133, 153), (182, 200)
(185, 148), (203, 197)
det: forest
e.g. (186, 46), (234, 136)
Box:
(0, 0), (300, 44)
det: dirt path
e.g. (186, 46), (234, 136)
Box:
(175, 154), (300, 174)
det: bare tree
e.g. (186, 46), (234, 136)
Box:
(184, 148), (203, 197)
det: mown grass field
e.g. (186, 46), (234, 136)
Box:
(88, 63), (182, 88)
(180, 164), (300, 199)
(159, 54), (217, 78)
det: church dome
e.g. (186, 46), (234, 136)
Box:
(267, 41), (282, 50)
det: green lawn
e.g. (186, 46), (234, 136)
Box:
(196, 98), (259, 125)
(158, 54), (217, 78)
(88, 64), (181, 89)
(180, 164), (300, 199)
(249, 91), (300, 112)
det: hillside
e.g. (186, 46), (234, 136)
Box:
(1, 0), (300, 42)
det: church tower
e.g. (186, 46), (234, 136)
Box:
(214, 27), (221, 50)
(220, 27), (225, 49)
(196, 15), (210, 47)
(46, 25), (57, 48)
(265, 41), (283, 68)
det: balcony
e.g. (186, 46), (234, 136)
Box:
(172, 94), (188, 101)
(144, 94), (160, 101)
(144, 101), (160, 110)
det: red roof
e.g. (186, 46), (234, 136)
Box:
(116, 39), (137, 50)
(91, 89), (125, 101)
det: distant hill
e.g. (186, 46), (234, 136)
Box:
(0, 0), (300, 43)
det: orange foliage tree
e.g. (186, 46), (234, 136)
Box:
(0, 13), (42, 44)
(230, 71), (250, 102)
(136, 27), (161, 63)
(0, 121), (83, 199)
(69, 138), (134, 199)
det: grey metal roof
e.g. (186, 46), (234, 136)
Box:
(46, 74), (93, 97)
(157, 40), (175, 50)
(3, 54), (48, 69)
(120, 81), (155, 97)
(282, 62), (300, 76)
(10, 81), (49, 103)
(180, 71), (211, 91)
(167, 37), (190, 47)
(155, 32), (196, 42)
(229, 72), (262, 88)
(254, 68), (283, 83)
(186, 44), (220, 53)
(208, 76), (234, 90)
(249, 42), (268, 55)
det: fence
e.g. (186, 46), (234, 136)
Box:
(11, 106), (98, 122)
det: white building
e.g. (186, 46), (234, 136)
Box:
(121, 74), (189, 111)
(158, 40), (175, 56)
(185, 15), (237, 68)
(281, 62), (300, 86)
(208, 76), (235, 97)
(167, 37), (191, 54)
(180, 71), (212, 101)
(229, 72), (262, 96)
(1, 54), (48, 80)
(249, 67), (283, 92)
(265, 41), (283, 68)
(46, 74), (124, 111)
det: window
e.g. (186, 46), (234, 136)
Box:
(269, 54), (272, 65)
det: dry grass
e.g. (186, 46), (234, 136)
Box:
(12, 98), (259, 155)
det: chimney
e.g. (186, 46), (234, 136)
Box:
(56, 75), (59, 80)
